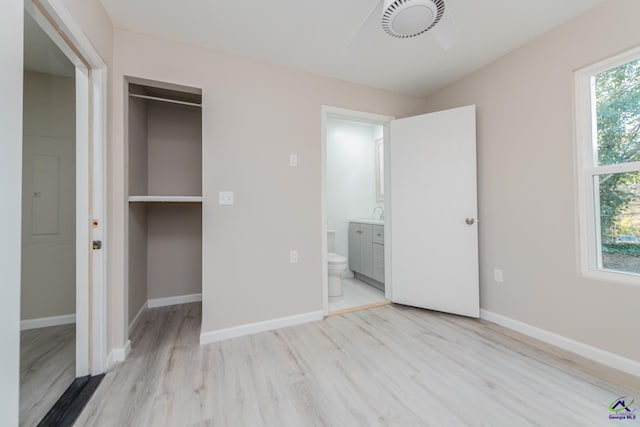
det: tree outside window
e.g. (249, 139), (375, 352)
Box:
(592, 58), (640, 275)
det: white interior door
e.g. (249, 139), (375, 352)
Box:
(390, 105), (479, 317)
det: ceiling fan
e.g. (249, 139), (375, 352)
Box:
(347, 0), (460, 51)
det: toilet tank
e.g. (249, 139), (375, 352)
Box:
(327, 229), (336, 253)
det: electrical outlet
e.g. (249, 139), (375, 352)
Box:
(289, 154), (298, 167)
(290, 250), (298, 264)
(218, 191), (234, 205)
(494, 268), (504, 283)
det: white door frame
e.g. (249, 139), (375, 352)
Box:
(26, 0), (108, 375)
(320, 106), (394, 316)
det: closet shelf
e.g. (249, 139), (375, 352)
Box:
(128, 196), (202, 203)
(128, 93), (201, 108)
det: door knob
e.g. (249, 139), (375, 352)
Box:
(465, 218), (475, 225)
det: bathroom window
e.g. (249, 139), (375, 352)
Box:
(575, 47), (640, 284)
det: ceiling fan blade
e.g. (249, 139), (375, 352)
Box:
(431, 7), (460, 50)
(344, 0), (383, 54)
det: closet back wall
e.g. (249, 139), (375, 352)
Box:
(146, 205), (201, 301)
(147, 103), (202, 196)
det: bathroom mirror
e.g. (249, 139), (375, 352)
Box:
(375, 138), (384, 202)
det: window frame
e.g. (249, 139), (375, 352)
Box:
(575, 46), (640, 285)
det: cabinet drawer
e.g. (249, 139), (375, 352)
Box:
(373, 225), (384, 244)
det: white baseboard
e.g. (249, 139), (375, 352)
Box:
(200, 310), (324, 345)
(128, 301), (148, 335)
(21, 314), (76, 330)
(147, 293), (202, 308)
(107, 339), (131, 369)
(125, 339), (132, 358)
(480, 309), (640, 378)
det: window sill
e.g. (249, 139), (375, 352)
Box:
(579, 267), (640, 287)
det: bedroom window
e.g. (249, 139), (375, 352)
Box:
(576, 48), (640, 282)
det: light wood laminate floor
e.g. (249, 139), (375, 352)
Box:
(329, 277), (385, 313)
(77, 303), (640, 426)
(20, 324), (75, 427)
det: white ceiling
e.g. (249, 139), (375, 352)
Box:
(24, 12), (75, 77)
(100, 0), (605, 97)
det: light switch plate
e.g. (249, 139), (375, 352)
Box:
(219, 191), (234, 205)
(290, 250), (298, 264)
(289, 154), (298, 167)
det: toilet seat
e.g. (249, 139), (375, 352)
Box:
(328, 252), (347, 264)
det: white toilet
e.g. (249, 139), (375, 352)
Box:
(327, 230), (348, 297)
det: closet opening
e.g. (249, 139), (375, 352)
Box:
(126, 78), (203, 341)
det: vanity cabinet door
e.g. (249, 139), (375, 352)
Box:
(349, 222), (361, 272)
(373, 243), (385, 283)
(373, 225), (384, 244)
(359, 224), (373, 278)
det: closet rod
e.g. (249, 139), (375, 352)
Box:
(128, 93), (201, 108)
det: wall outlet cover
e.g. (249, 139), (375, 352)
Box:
(218, 191), (234, 205)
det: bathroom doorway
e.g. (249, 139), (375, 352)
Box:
(321, 107), (393, 315)
(322, 105), (479, 319)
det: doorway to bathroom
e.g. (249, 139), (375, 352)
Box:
(322, 104), (479, 320)
(322, 107), (393, 315)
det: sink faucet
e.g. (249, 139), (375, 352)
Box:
(373, 206), (384, 221)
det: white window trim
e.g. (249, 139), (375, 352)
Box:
(575, 46), (640, 286)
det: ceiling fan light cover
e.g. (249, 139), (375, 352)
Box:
(381, 0), (445, 38)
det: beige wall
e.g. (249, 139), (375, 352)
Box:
(21, 71), (76, 320)
(110, 28), (430, 344)
(422, 0), (640, 362)
(23, 71), (75, 137)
